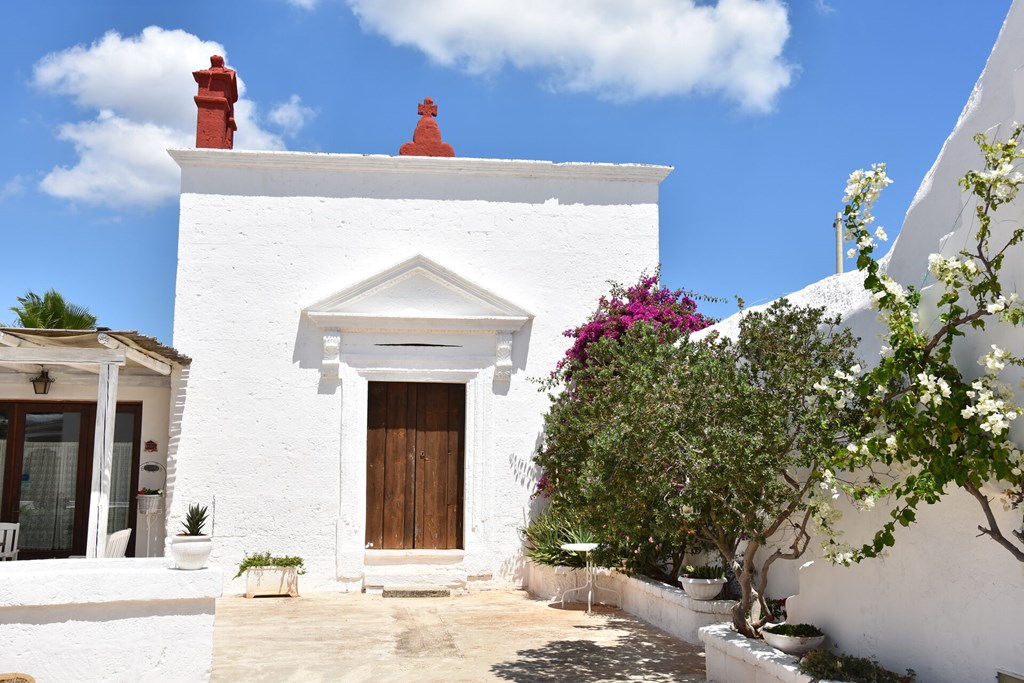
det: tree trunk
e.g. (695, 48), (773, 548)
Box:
(730, 540), (759, 637)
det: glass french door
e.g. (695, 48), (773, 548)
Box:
(19, 409), (84, 555)
(0, 402), (141, 559)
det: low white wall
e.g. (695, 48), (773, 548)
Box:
(700, 623), (841, 683)
(524, 561), (735, 645)
(0, 558), (222, 683)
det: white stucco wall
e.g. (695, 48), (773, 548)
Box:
(0, 371), (172, 557)
(705, 3), (1024, 681)
(170, 153), (668, 592)
(0, 558), (222, 682)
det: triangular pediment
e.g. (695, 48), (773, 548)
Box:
(305, 254), (532, 333)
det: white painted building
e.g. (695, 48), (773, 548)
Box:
(168, 83), (670, 591)
(0, 329), (187, 560)
(706, 2), (1024, 681)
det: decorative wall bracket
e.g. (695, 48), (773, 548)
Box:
(495, 332), (514, 383)
(321, 330), (341, 379)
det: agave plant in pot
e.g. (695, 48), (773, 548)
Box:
(169, 504), (212, 570)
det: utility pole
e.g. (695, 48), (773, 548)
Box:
(834, 212), (843, 274)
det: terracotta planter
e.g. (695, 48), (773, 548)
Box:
(762, 626), (826, 655)
(244, 566), (299, 598)
(169, 535), (212, 570)
(679, 576), (726, 600)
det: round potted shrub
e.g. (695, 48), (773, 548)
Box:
(236, 551), (305, 598)
(678, 564), (726, 600)
(761, 623), (826, 656)
(169, 504), (212, 570)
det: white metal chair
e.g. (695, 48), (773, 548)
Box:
(104, 528), (132, 558)
(0, 522), (19, 561)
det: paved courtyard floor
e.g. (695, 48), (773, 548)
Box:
(212, 589), (706, 682)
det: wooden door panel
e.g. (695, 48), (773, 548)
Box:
(416, 383), (450, 549)
(446, 384), (465, 549)
(365, 383), (388, 549)
(383, 384), (416, 548)
(366, 382), (465, 551)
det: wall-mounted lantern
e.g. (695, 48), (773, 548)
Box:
(30, 368), (54, 395)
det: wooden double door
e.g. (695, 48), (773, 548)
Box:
(365, 382), (465, 550)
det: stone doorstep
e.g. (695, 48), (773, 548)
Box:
(381, 586), (452, 598)
(362, 560), (468, 593)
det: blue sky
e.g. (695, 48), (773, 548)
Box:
(0, 0), (1014, 342)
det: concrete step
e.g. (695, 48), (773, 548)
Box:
(363, 564), (468, 590)
(362, 549), (468, 591)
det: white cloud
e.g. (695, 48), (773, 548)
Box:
(287, 0), (322, 8)
(0, 175), (26, 201)
(346, 0), (793, 111)
(268, 95), (317, 137)
(33, 26), (287, 208)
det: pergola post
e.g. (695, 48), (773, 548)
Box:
(87, 362), (120, 558)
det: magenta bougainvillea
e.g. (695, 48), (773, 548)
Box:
(557, 275), (714, 374)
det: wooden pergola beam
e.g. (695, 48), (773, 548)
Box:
(0, 332), (110, 373)
(97, 333), (171, 376)
(0, 347), (125, 365)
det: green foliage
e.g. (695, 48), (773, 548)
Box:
(764, 623), (823, 638)
(536, 294), (862, 633)
(681, 564), (725, 579)
(676, 301), (862, 636)
(536, 320), (708, 579)
(181, 504), (209, 536)
(9, 289), (97, 329)
(836, 125), (1024, 564)
(799, 649), (916, 683)
(235, 551), (306, 578)
(522, 507), (594, 568)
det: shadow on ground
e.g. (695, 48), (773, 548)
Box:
(490, 612), (705, 682)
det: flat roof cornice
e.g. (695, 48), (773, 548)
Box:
(168, 148), (673, 184)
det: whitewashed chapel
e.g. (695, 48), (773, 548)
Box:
(169, 58), (671, 590)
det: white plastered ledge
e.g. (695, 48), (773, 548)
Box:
(169, 148), (672, 183)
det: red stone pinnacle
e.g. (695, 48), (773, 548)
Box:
(399, 97), (455, 157)
(193, 55), (239, 150)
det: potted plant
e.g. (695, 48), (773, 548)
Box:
(235, 551), (305, 598)
(136, 488), (163, 514)
(761, 623), (826, 656)
(678, 564), (726, 600)
(169, 504), (212, 570)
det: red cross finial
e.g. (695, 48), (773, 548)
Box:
(418, 97), (438, 117)
(400, 97), (454, 157)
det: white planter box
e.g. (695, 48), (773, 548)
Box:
(244, 567), (299, 598)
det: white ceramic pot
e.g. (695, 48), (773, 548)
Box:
(762, 627), (826, 656)
(170, 535), (212, 570)
(679, 576), (726, 600)
(245, 566), (300, 598)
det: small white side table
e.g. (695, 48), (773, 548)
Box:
(558, 542), (621, 614)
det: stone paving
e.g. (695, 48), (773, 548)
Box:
(211, 589), (706, 682)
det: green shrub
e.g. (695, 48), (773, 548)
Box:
(523, 508), (595, 568)
(764, 623), (822, 638)
(681, 564), (725, 580)
(799, 649), (916, 683)
(235, 551), (306, 578)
